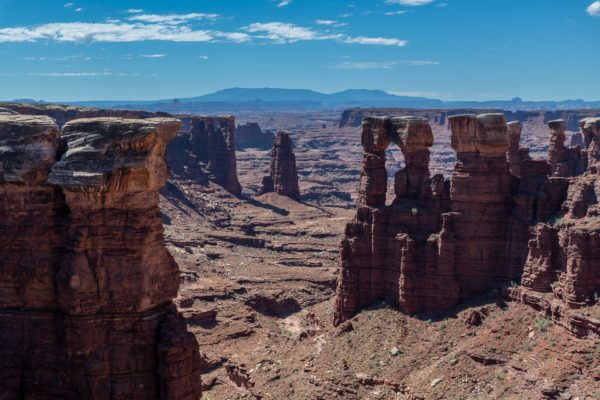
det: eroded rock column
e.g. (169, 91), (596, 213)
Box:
(167, 116), (242, 195)
(334, 116), (449, 323)
(260, 131), (300, 200)
(357, 117), (390, 206)
(449, 113), (513, 298)
(507, 120), (522, 177)
(548, 119), (568, 176)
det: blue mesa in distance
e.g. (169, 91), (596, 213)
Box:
(0, 0), (599, 102)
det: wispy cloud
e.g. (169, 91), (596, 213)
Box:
(331, 61), (397, 70)
(343, 36), (407, 46)
(128, 13), (219, 24)
(277, 0), (292, 7)
(386, 0), (435, 5)
(64, 3), (74, 8)
(26, 72), (157, 77)
(246, 22), (339, 42)
(315, 19), (348, 27)
(408, 60), (439, 65)
(587, 1), (600, 16)
(75, 8), (83, 12)
(385, 10), (408, 15)
(0, 17), (402, 47)
(245, 22), (407, 46)
(0, 22), (250, 43)
(315, 19), (337, 25)
(127, 9), (144, 13)
(24, 55), (93, 61)
(139, 54), (166, 58)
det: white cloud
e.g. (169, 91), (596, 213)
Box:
(277, 0), (292, 7)
(26, 72), (156, 77)
(315, 19), (337, 25)
(64, 3), (74, 8)
(24, 55), (92, 61)
(0, 22), (249, 43)
(75, 7), (83, 12)
(220, 32), (251, 43)
(343, 36), (407, 46)
(128, 13), (219, 24)
(385, 10), (408, 15)
(0, 17), (401, 47)
(587, 1), (600, 16)
(197, 55), (209, 60)
(408, 60), (439, 65)
(331, 61), (397, 70)
(139, 54), (166, 58)
(386, 0), (434, 5)
(246, 22), (406, 46)
(245, 22), (334, 42)
(127, 9), (144, 13)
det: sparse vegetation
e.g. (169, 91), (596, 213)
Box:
(567, 373), (582, 381)
(495, 370), (507, 381)
(280, 327), (293, 338)
(534, 317), (552, 332)
(340, 359), (348, 370)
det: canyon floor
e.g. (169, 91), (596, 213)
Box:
(160, 112), (600, 400)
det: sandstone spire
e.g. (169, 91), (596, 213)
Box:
(261, 131), (300, 200)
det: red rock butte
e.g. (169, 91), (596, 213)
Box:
(0, 115), (201, 399)
(334, 113), (600, 338)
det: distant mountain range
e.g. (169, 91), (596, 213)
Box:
(12, 88), (600, 112)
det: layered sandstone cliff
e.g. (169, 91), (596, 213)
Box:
(261, 131), (300, 200)
(167, 116), (242, 195)
(521, 117), (600, 305)
(334, 114), (598, 330)
(236, 122), (274, 150)
(0, 102), (170, 127)
(0, 115), (201, 399)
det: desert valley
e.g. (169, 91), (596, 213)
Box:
(1, 100), (600, 399)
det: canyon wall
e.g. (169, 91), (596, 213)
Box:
(338, 108), (600, 130)
(261, 131), (300, 200)
(167, 116), (242, 195)
(520, 117), (600, 306)
(334, 113), (597, 327)
(0, 115), (201, 399)
(236, 122), (274, 150)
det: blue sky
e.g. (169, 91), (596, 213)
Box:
(0, 0), (599, 102)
